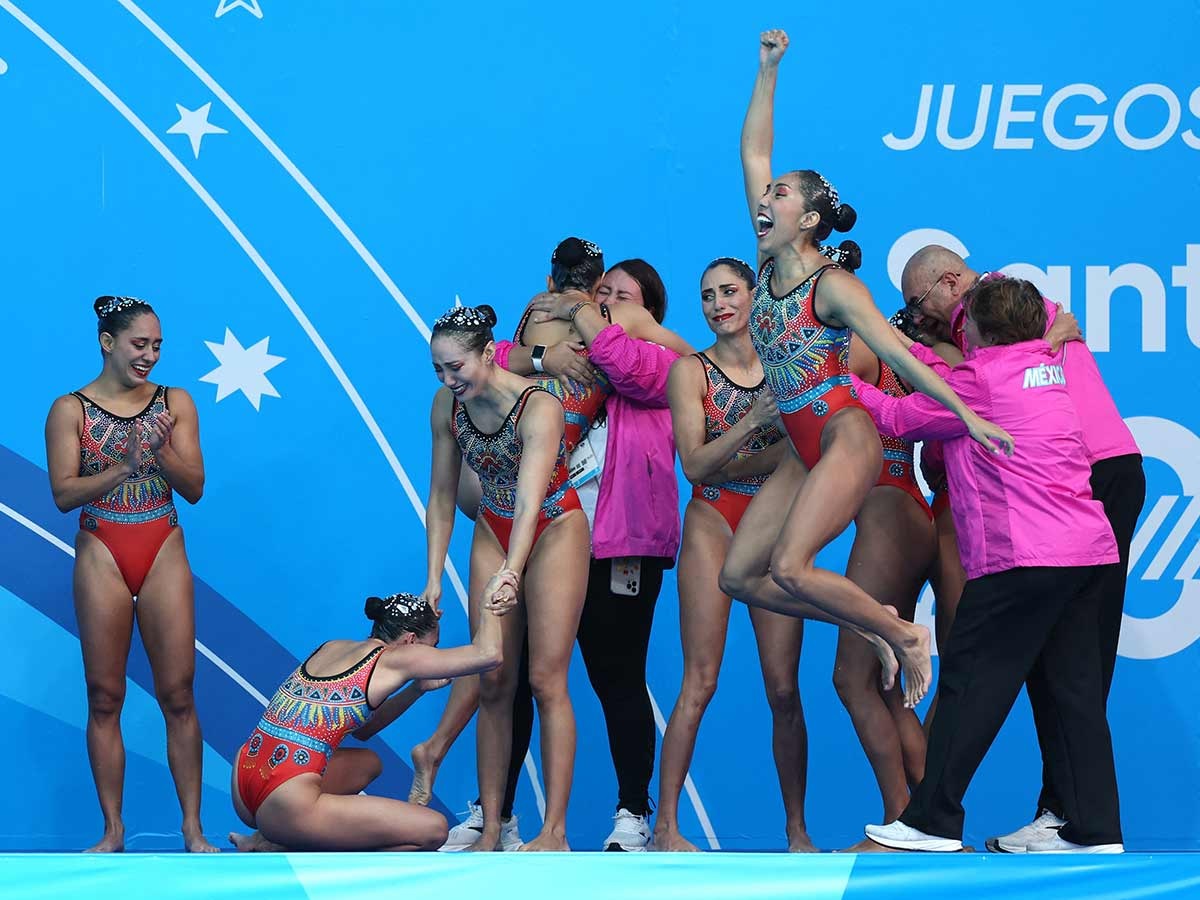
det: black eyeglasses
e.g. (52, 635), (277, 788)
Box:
(907, 271), (959, 311)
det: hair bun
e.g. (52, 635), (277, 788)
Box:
(94, 296), (114, 317)
(833, 203), (857, 233)
(553, 237), (587, 267)
(474, 304), (498, 328)
(837, 240), (862, 274)
(364, 596), (385, 621)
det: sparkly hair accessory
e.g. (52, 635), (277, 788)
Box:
(97, 296), (147, 318)
(433, 306), (491, 330)
(816, 174), (841, 211)
(820, 244), (850, 265)
(710, 256), (753, 272)
(580, 239), (602, 257)
(381, 592), (427, 617)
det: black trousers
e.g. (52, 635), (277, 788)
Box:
(1030, 454), (1145, 819)
(499, 556), (665, 818)
(901, 565), (1122, 845)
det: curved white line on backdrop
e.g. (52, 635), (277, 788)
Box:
(0, 500), (270, 707)
(115, 0), (431, 341)
(0, 0), (469, 605)
(0, 0), (543, 817)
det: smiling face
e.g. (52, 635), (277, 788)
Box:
(430, 333), (494, 401)
(755, 173), (819, 255)
(100, 312), (162, 387)
(596, 268), (646, 309)
(700, 264), (753, 337)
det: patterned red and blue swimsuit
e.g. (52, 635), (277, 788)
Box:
(691, 352), (785, 532)
(874, 361), (933, 519)
(452, 385), (581, 553)
(749, 259), (865, 469)
(236, 645), (383, 816)
(74, 385), (178, 595)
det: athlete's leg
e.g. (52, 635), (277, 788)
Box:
(719, 448), (905, 694)
(73, 531), (135, 853)
(748, 604), (811, 851)
(766, 412), (932, 708)
(469, 521), (527, 851)
(409, 676), (480, 805)
(135, 528), (218, 852)
(655, 501), (735, 851)
(256, 775), (449, 851)
(833, 487), (934, 828)
(518, 511), (589, 851)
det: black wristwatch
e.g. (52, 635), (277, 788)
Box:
(531, 344), (548, 373)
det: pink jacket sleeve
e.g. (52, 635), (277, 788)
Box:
(908, 341), (954, 377)
(852, 368), (980, 442)
(493, 339), (515, 371)
(588, 324), (678, 409)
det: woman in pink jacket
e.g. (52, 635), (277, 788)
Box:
(858, 277), (1124, 854)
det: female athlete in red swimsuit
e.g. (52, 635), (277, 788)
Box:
(229, 581), (517, 851)
(656, 257), (815, 852)
(718, 30), (1012, 710)
(423, 304), (590, 851)
(44, 296), (215, 853)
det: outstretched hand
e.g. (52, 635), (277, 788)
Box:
(760, 28), (789, 67)
(968, 415), (1015, 456)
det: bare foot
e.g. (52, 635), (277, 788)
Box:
(519, 830), (570, 851)
(184, 825), (220, 854)
(229, 830), (286, 852)
(844, 837), (900, 853)
(464, 828), (502, 852)
(894, 621), (933, 709)
(408, 741), (441, 806)
(787, 832), (819, 853)
(652, 828), (699, 852)
(83, 826), (124, 853)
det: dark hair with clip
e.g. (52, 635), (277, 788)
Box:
(94, 295), (156, 339)
(820, 240), (862, 274)
(784, 170), (857, 246)
(364, 593), (438, 642)
(608, 258), (668, 324)
(963, 277), (1047, 346)
(889, 307), (926, 343)
(551, 237), (605, 293)
(431, 304), (499, 354)
(702, 257), (756, 292)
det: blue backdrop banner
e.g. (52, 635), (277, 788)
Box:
(0, 0), (1196, 852)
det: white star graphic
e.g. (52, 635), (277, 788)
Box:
(215, 0), (264, 18)
(166, 102), (228, 158)
(200, 328), (285, 411)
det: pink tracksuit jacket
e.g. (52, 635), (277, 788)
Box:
(853, 339), (1118, 579)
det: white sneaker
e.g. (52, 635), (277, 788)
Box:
(604, 808), (652, 851)
(500, 814), (524, 852)
(985, 810), (1067, 854)
(864, 820), (962, 852)
(438, 801), (484, 852)
(1026, 833), (1124, 854)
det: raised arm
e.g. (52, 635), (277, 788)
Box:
(355, 570), (517, 738)
(818, 271), (1014, 455)
(45, 395), (140, 513)
(423, 388), (463, 613)
(668, 356), (778, 484)
(151, 388), (204, 504)
(506, 392), (567, 577)
(742, 30), (788, 232)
